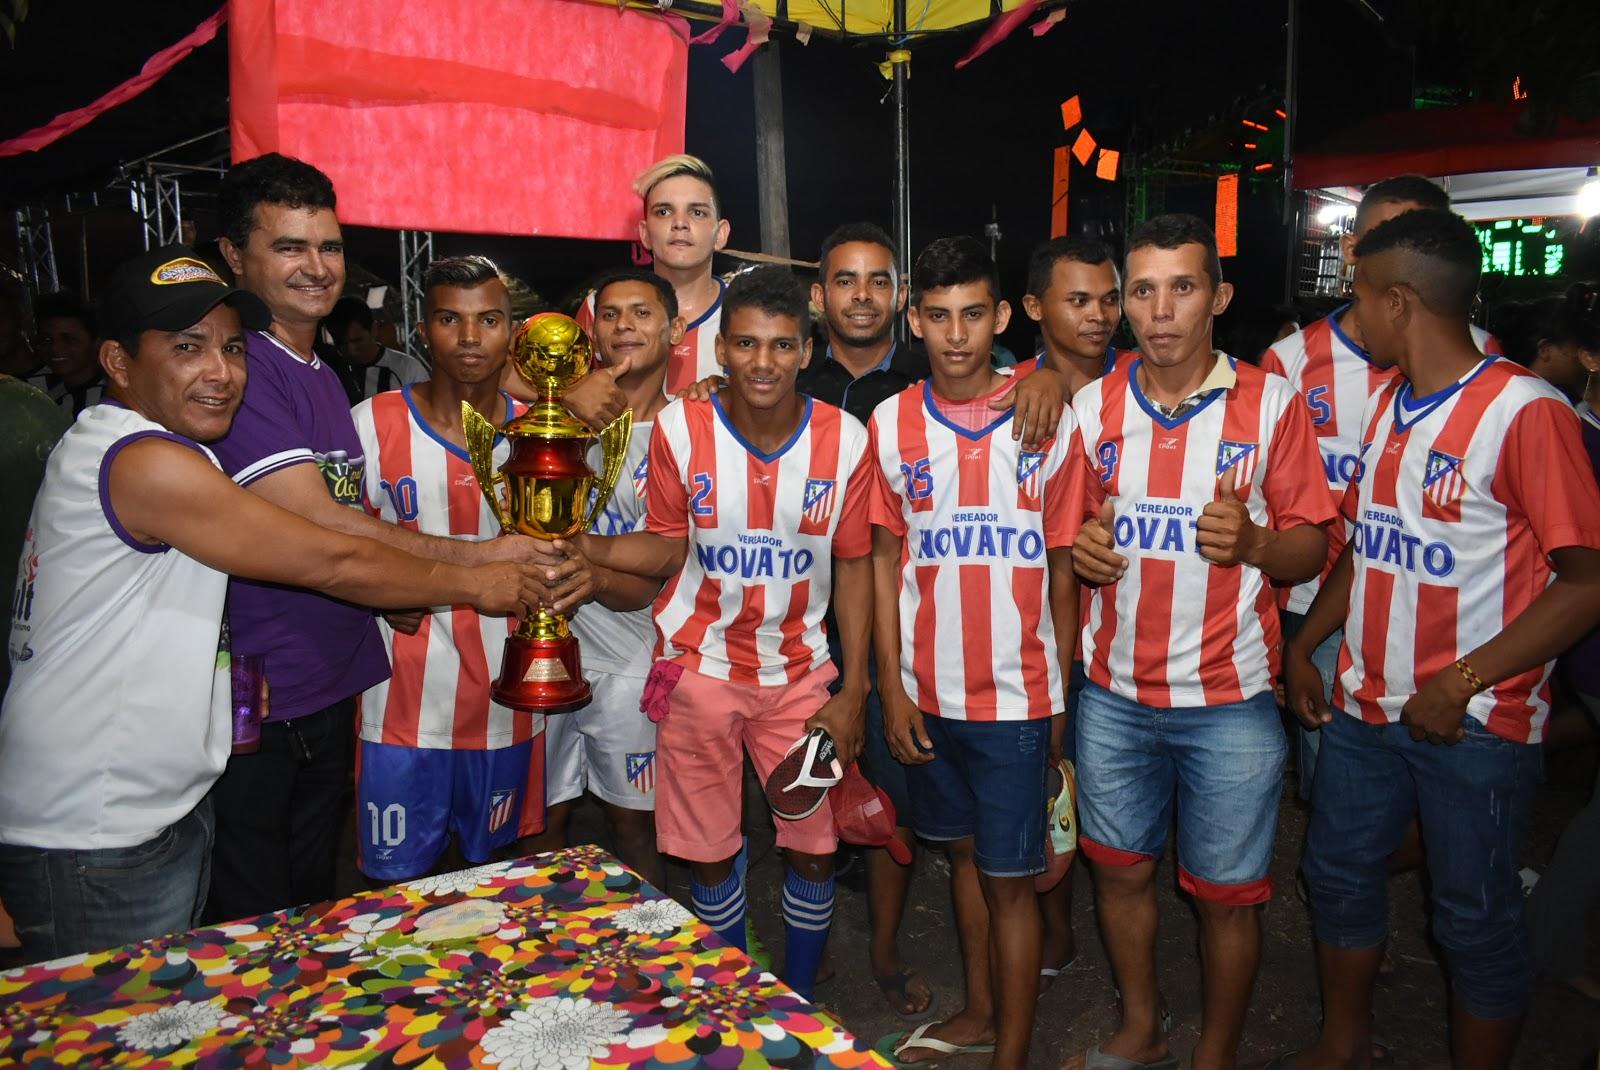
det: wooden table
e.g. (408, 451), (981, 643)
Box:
(0, 845), (891, 1068)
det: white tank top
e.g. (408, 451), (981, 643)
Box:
(1, 403), (232, 849)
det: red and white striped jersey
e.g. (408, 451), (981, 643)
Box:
(1335, 358), (1600, 743)
(868, 382), (1086, 721)
(644, 395), (873, 685)
(576, 277), (725, 398)
(1262, 309), (1502, 613)
(1074, 356), (1337, 707)
(352, 388), (543, 750)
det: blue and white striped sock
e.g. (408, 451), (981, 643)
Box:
(690, 869), (746, 952)
(782, 869), (835, 999)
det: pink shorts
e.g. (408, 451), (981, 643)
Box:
(654, 663), (839, 862)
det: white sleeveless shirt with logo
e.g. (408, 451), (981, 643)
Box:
(1, 404), (232, 849)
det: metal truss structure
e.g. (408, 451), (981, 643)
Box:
(13, 205), (58, 293)
(113, 127), (230, 252)
(398, 229), (434, 360)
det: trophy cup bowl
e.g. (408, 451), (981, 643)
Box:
(462, 313), (632, 713)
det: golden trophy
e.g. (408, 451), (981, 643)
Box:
(462, 313), (632, 713)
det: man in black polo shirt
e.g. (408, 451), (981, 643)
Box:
(797, 223), (932, 1019)
(799, 224), (927, 423)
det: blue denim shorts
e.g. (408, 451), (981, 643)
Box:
(904, 716), (1049, 877)
(1304, 710), (1542, 1019)
(1074, 681), (1286, 904)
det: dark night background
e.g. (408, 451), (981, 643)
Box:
(2, 0), (1596, 355)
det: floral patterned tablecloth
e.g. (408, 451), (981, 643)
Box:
(0, 845), (892, 1069)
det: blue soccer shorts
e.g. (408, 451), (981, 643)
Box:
(355, 739), (545, 882)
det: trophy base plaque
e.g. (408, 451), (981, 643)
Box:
(493, 633), (593, 714)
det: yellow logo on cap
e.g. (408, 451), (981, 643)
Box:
(150, 258), (223, 286)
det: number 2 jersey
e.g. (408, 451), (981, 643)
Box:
(1073, 355), (1337, 707)
(644, 395), (874, 685)
(352, 388), (541, 750)
(868, 382), (1086, 721)
(1336, 358), (1600, 743)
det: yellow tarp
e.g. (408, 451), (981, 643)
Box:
(590, 0), (1033, 37)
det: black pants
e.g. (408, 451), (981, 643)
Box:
(205, 699), (355, 922)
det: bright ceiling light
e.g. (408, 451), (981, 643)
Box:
(1579, 171), (1600, 219)
(1317, 202), (1356, 226)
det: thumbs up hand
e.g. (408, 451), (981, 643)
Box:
(1072, 496), (1129, 586)
(562, 355), (634, 431)
(1197, 467), (1261, 566)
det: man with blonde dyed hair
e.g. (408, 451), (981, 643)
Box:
(557, 154), (733, 427)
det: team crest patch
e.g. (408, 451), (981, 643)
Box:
(1215, 440), (1259, 487)
(486, 789), (516, 835)
(149, 257), (223, 286)
(632, 454), (650, 498)
(1423, 449), (1466, 508)
(627, 752), (656, 794)
(1017, 450), (1047, 498)
(803, 478), (837, 525)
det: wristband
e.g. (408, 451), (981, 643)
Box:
(1454, 657), (1487, 693)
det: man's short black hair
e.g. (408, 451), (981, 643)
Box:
(720, 267), (810, 336)
(422, 255), (507, 317)
(592, 268), (678, 321)
(819, 223), (896, 275)
(34, 290), (95, 335)
(911, 236), (1000, 308)
(217, 153), (338, 249)
(1355, 175), (1450, 231)
(1353, 208), (1482, 319)
(324, 296), (372, 339)
(1026, 236), (1118, 297)
(1126, 213), (1223, 289)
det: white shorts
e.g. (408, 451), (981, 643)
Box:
(543, 668), (657, 810)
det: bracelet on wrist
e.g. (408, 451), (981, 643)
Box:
(1455, 656), (1487, 693)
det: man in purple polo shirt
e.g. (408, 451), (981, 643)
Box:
(207, 154), (576, 920)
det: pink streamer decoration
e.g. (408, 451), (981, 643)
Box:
(690, 0), (741, 45)
(1031, 8), (1066, 36)
(954, 0), (1042, 69)
(0, 7), (227, 158)
(720, 3), (772, 73)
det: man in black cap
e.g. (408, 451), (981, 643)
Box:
(0, 246), (549, 962)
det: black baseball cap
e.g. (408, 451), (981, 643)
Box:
(97, 245), (270, 344)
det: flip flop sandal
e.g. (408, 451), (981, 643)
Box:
(878, 1022), (996, 1066)
(1038, 947), (1081, 996)
(1070, 1045), (1179, 1070)
(875, 968), (939, 1022)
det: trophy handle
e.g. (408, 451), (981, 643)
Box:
(461, 401), (514, 535)
(584, 409), (634, 530)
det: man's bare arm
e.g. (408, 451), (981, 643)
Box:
(112, 440), (546, 615)
(1046, 547), (1080, 703)
(576, 530), (689, 580)
(245, 460), (559, 571)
